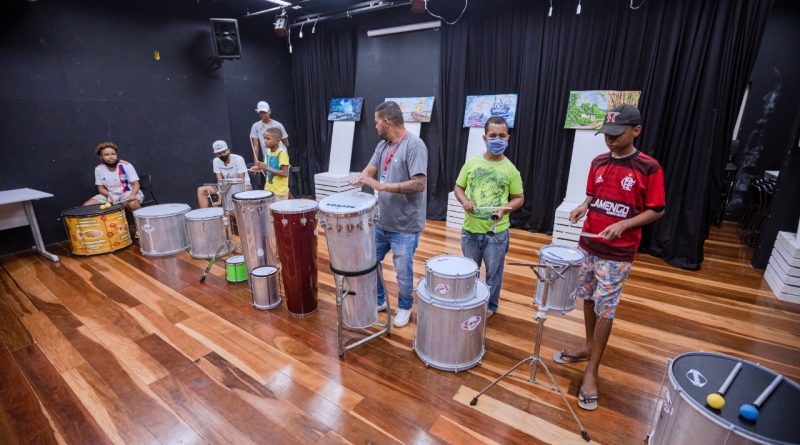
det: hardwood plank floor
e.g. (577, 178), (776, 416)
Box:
(0, 221), (797, 444)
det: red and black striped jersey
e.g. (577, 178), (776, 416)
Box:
(579, 150), (665, 262)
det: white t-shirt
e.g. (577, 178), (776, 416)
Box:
(249, 119), (288, 158)
(212, 153), (251, 185)
(94, 160), (140, 196)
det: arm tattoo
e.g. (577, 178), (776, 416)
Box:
(392, 175), (426, 194)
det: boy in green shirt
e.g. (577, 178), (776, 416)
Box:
(251, 127), (290, 199)
(454, 116), (524, 317)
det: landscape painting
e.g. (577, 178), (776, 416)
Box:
(328, 97), (364, 121)
(563, 90), (641, 129)
(463, 94), (518, 128)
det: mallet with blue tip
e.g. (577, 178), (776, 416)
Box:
(740, 375), (783, 421)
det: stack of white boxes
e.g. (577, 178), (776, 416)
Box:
(551, 202), (586, 247)
(313, 172), (360, 202)
(764, 231), (800, 304)
(446, 192), (464, 229)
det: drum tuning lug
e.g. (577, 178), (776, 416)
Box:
(282, 218), (289, 227)
(346, 223), (354, 232)
(300, 217), (307, 226)
(336, 224), (343, 232)
(357, 222), (364, 231)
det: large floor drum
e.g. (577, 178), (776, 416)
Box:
(233, 190), (277, 277)
(414, 279), (490, 372)
(62, 204), (132, 255)
(184, 207), (228, 259)
(270, 199), (318, 316)
(649, 351), (800, 445)
(534, 244), (585, 313)
(133, 204), (191, 256)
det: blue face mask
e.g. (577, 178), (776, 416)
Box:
(486, 138), (508, 155)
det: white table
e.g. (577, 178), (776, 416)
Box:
(0, 188), (59, 262)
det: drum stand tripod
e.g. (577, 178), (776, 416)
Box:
(333, 264), (392, 357)
(199, 208), (240, 283)
(470, 261), (590, 442)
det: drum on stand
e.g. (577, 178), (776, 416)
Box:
(133, 204), (191, 256)
(425, 255), (479, 302)
(414, 279), (490, 372)
(184, 207), (228, 259)
(270, 199), (318, 317)
(220, 178), (250, 213)
(534, 244), (585, 313)
(648, 351), (799, 444)
(62, 204), (132, 255)
(318, 192), (379, 329)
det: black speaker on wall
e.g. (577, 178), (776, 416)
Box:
(210, 18), (241, 60)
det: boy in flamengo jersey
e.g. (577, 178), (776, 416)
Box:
(553, 104), (665, 411)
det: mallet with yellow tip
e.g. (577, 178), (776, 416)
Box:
(706, 361), (742, 410)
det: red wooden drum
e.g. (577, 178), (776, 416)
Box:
(270, 199), (318, 316)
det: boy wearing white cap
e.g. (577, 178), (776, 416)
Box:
(249, 100), (289, 165)
(196, 140), (250, 208)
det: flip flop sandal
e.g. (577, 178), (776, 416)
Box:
(553, 350), (590, 364)
(578, 389), (599, 411)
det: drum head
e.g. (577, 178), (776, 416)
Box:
(269, 199), (318, 214)
(670, 352), (800, 443)
(251, 266), (278, 277)
(133, 203), (190, 217)
(427, 255), (478, 277)
(185, 207), (224, 220)
(318, 192), (376, 215)
(63, 204), (122, 217)
(417, 279), (489, 309)
(225, 255), (245, 264)
(540, 244), (584, 265)
(233, 190), (273, 201)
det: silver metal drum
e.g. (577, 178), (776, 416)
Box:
(534, 244), (585, 313)
(414, 279), (490, 372)
(184, 207), (228, 259)
(133, 203), (191, 256)
(221, 178), (249, 212)
(233, 190), (278, 278)
(425, 255), (479, 302)
(318, 192), (379, 329)
(648, 352), (800, 445)
(250, 266), (281, 310)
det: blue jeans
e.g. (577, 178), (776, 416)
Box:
(461, 229), (510, 312)
(376, 226), (421, 310)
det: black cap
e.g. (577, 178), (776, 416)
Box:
(596, 103), (641, 136)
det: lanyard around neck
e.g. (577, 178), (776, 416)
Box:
(382, 131), (407, 174)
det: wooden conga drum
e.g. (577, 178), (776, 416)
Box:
(269, 199), (318, 316)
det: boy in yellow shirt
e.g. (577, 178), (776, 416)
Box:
(251, 127), (290, 199)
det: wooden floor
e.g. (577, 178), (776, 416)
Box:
(1, 221), (798, 445)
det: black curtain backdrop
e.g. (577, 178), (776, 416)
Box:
(430, 0), (772, 269)
(289, 21), (357, 196)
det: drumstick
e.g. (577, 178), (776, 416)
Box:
(739, 375), (782, 421)
(580, 232), (602, 238)
(475, 206), (513, 210)
(706, 362), (742, 409)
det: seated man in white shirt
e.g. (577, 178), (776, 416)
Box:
(84, 141), (144, 211)
(196, 140), (251, 208)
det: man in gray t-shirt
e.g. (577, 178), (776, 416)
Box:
(351, 101), (428, 328)
(249, 100), (289, 164)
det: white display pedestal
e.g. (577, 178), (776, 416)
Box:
(551, 131), (608, 246)
(314, 121), (360, 201)
(446, 128), (488, 230)
(764, 231), (800, 304)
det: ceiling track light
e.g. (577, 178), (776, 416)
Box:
(576, 0), (581, 14)
(548, 0), (553, 17)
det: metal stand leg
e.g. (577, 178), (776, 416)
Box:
(24, 202), (58, 262)
(335, 272), (392, 357)
(469, 262), (590, 442)
(200, 211), (240, 283)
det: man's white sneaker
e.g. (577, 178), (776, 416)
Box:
(393, 308), (412, 328)
(377, 302), (387, 312)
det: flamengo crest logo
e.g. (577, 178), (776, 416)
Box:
(605, 111), (620, 123)
(595, 175), (604, 184)
(621, 174), (636, 191)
